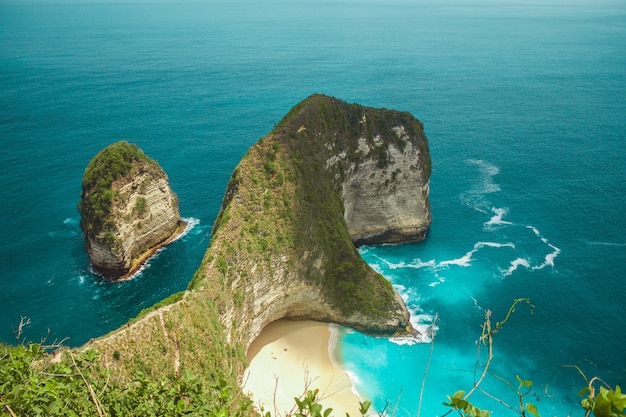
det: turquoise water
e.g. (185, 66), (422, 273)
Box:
(1, 1), (624, 416)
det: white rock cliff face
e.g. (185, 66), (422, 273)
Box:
(85, 164), (184, 280)
(340, 126), (431, 245)
(219, 248), (411, 349)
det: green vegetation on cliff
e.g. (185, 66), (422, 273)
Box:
(0, 341), (253, 416)
(276, 94), (430, 178)
(78, 141), (158, 237)
(207, 94), (427, 320)
(280, 95), (428, 315)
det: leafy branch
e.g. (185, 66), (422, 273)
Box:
(547, 364), (625, 417)
(443, 298), (540, 417)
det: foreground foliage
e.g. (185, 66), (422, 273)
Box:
(441, 299), (625, 417)
(0, 343), (251, 417)
(2, 301), (624, 417)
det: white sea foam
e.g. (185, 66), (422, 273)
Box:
(471, 296), (484, 311)
(63, 217), (79, 226)
(439, 250), (474, 267)
(357, 246), (369, 254)
(385, 257), (437, 270)
(390, 312), (437, 345)
(176, 217), (200, 241)
(467, 159), (501, 194)
(366, 258), (385, 274)
(526, 226), (561, 270)
(484, 207), (513, 229)
(386, 283), (436, 345)
(382, 258), (405, 270)
(460, 160), (502, 213)
(502, 257), (531, 277)
(345, 370), (361, 386)
(584, 240), (626, 247)
(407, 259), (437, 269)
(394, 284), (408, 303)
(428, 278), (443, 287)
(533, 242), (561, 270)
(439, 241), (515, 268)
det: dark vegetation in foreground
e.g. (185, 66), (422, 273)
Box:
(1, 301), (624, 417)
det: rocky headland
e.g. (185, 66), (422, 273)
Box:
(84, 95), (431, 413)
(201, 94), (431, 348)
(79, 141), (186, 280)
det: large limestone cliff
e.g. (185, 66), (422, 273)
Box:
(197, 94), (431, 349)
(86, 96), (432, 406)
(341, 126), (431, 245)
(79, 141), (185, 280)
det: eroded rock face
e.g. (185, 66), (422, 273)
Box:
(200, 95), (431, 349)
(335, 123), (431, 246)
(80, 142), (185, 280)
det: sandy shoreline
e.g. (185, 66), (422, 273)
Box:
(243, 320), (364, 417)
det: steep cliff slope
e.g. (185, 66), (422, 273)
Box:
(279, 94), (431, 245)
(79, 141), (186, 280)
(194, 94), (431, 348)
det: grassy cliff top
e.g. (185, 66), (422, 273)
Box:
(276, 94), (430, 177)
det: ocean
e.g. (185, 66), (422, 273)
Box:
(1, 1), (624, 416)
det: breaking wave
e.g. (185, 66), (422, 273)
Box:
(527, 226), (561, 270)
(502, 257), (531, 277)
(439, 241), (515, 268)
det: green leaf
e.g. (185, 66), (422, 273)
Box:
(311, 403), (323, 416)
(359, 400), (371, 415)
(526, 403), (541, 417)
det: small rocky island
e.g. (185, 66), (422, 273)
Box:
(79, 141), (186, 280)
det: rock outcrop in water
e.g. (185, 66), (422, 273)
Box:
(79, 141), (185, 280)
(195, 94), (431, 348)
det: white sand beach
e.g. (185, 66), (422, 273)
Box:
(242, 320), (364, 417)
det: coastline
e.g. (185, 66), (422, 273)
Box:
(243, 320), (364, 417)
(115, 219), (189, 281)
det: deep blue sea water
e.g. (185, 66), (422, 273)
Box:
(1, 1), (624, 416)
